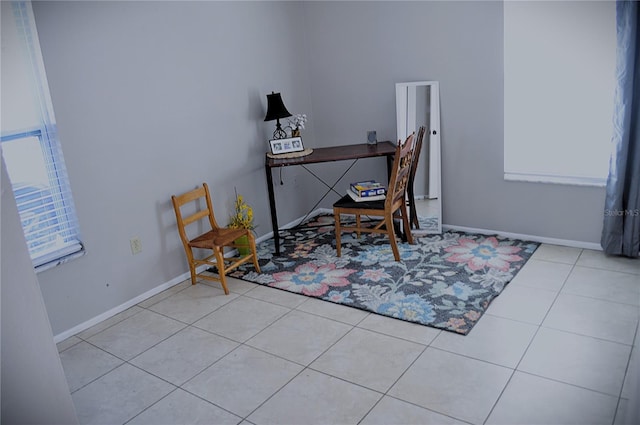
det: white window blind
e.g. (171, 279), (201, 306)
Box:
(1, 1), (83, 271)
(504, 1), (616, 186)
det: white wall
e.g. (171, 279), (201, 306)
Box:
(32, 1), (313, 334)
(301, 1), (606, 242)
(26, 1), (607, 336)
(1, 156), (78, 424)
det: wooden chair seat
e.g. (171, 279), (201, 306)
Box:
(188, 228), (247, 250)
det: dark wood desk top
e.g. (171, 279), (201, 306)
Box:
(265, 141), (397, 168)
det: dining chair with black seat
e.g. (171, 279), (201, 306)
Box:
(333, 133), (415, 262)
(171, 182), (261, 295)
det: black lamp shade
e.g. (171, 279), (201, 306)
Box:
(264, 92), (292, 122)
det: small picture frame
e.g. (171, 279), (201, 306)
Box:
(269, 136), (304, 155)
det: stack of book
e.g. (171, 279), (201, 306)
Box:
(347, 180), (386, 202)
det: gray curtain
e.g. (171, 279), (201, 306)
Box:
(601, 0), (640, 258)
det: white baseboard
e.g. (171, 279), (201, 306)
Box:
(443, 224), (602, 251)
(55, 211), (336, 342)
(255, 208), (332, 244)
(55, 208), (600, 342)
(53, 268), (196, 343)
(54, 210), (338, 343)
(275, 208), (602, 250)
(320, 207), (599, 250)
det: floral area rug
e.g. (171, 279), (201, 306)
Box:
(412, 215), (440, 235)
(231, 214), (539, 334)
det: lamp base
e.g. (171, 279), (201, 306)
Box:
(273, 127), (287, 139)
(272, 119), (288, 139)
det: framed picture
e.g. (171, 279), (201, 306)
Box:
(269, 137), (304, 155)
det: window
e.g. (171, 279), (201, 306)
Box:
(1, 1), (83, 271)
(504, 1), (616, 186)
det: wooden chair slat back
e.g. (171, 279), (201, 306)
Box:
(386, 133), (415, 207)
(173, 186), (207, 205)
(183, 209), (210, 226)
(409, 126), (426, 182)
(171, 183), (220, 239)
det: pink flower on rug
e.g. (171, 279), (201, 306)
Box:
(446, 317), (468, 333)
(464, 310), (481, 322)
(290, 240), (319, 259)
(271, 263), (356, 297)
(445, 237), (523, 272)
(360, 268), (392, 282)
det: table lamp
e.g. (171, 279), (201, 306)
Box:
(264, 92), (292, 140)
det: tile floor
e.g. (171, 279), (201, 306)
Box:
(57, 245), (639, 425)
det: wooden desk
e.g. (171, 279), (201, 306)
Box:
(265, 141), (396, 254)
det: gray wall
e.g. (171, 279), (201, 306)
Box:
(28, 1), (606, 336)
(32, 0), (313, 334)
(1, 157), (78, 424)
(300, 1), (606, 240)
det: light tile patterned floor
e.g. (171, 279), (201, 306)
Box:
(58, 246), (639, 425)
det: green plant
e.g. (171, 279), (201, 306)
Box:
(228, 190), (255, 230)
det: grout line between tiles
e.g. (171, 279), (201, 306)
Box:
(483, 255), (580, 424)
(611, 319), (639, 425)
(514, 370), (623, 400)
(63, 253), (639, 425)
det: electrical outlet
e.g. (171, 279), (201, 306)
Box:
(130, 237), (142, 255)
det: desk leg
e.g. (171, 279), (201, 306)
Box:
(265, 165), (281, 255)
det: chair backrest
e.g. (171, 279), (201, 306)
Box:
(409, 126), (426, 188)
(171, 183), (220, 244)
(386, 133), (415, 209)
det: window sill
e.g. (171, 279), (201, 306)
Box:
(35, 248), (85, 273)
(504, 173), (606, 188)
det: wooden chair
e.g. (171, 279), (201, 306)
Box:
(171, 183), (261, 295)
(333, 133), (415, 262)
(407, 126), (427, 229)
